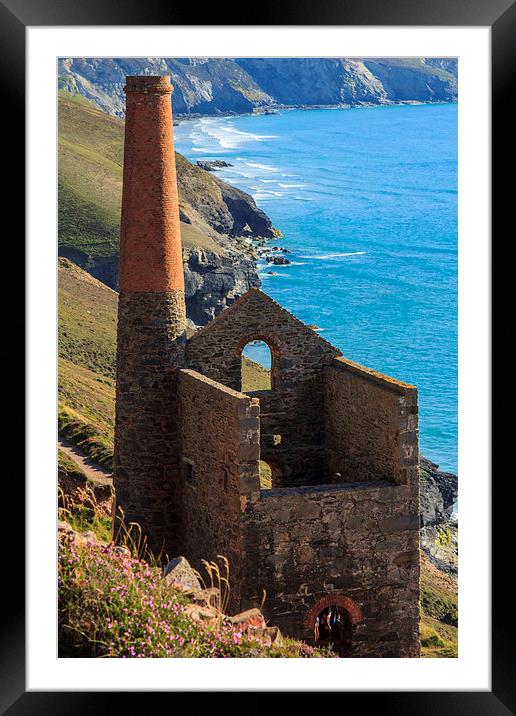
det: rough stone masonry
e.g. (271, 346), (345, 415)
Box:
(114, 75), (421, 657)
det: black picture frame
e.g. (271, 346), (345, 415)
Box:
(6, 0), (510, 710)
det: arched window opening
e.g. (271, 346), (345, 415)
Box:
(241, 340), (272, 392)
(259, 460), (273, 489)
(313, 606), (353, 657)
(259, 459), (282, 490)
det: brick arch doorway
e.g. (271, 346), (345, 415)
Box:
(305, 595), (363, 657)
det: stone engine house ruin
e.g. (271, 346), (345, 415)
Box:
(114, 76), (421, 658)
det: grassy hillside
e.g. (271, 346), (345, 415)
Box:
(420, 555), (458, 658)
(58, 91), (226, 261)
(58, 93), (124, 257)
(241, 356), (271, 392)
(59, 258), (117, 377)
(58, 257), (116, 468)
(58, 258), (268, 468)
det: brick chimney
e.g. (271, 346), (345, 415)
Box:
(114, 75), (186, 558)
(119, 75), (184, 293)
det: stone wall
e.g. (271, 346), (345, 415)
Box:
(179, 368), (260, 611)
(186, 289), (339, 487)
(240, 480), (420, 657)
(325, 357), (419, 487)
(114, 291), (186, 558)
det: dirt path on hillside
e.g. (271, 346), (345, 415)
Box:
(58, 438), (113, 486)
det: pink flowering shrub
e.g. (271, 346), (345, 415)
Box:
(58, 535), (334, 658)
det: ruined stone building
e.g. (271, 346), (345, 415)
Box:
(114, 76), (421, 658)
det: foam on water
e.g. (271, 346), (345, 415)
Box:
(300, 251), (367, 259)
(247, 162), (278, 171)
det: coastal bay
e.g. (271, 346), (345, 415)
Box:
(175, 103), (458, 474)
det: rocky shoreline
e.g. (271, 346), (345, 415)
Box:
(172, 99), (455, 124)
(419, 457), (458, 574)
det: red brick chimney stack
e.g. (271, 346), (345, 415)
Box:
(120, 75), (184, 292)
(114, 76), (186, 557)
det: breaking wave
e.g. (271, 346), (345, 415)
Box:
(299, 251), (367, 259)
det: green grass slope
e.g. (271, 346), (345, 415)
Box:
(59, 257), (117, 377)
(420, 556), (458, 658)
(58, 93), (125, 257)
(58, 91), (225, 261)
(58, 257), (116, 467)
(58, 258), (268, 468)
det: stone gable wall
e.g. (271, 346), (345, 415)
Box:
(185, 290), (339, 486)
(240, 481), (420, 657)
(179, 369), (260, 611)
(325, 357), (419, 487)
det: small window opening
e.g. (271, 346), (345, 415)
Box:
(223, 469), (229, 491)
(241, 340), (272, 392)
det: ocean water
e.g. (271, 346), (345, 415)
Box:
(174, 104), (458, 474)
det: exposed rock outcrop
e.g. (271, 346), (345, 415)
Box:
(164, 556), (202, 593)
(59, 245), (261, 328)
(266, 256), (291, 265)
(58, 57), (275, 117)
(420, 523), (458, 575)
(419, 457), (458, 574)
(420, 456), (458, 528)
(196, 160), (233, 171)
(212, 177), (275, 238)
(184, 246), (260, 326)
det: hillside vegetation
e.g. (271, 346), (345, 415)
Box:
(59, 258), (117, 377)
(419, 555), (458, 658)
(58, 529), (332, 658)
(59, 91), (224, 260)
(58, 91), (273, 261)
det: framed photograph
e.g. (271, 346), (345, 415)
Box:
(6, 0), (509, 709)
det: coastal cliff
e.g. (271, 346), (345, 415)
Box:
(58, 91), (272, 325)
(58, 57), (457, 118)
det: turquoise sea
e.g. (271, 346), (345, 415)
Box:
(174, 103), (458, 474)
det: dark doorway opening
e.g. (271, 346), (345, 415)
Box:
(314, 605), (353, 657)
